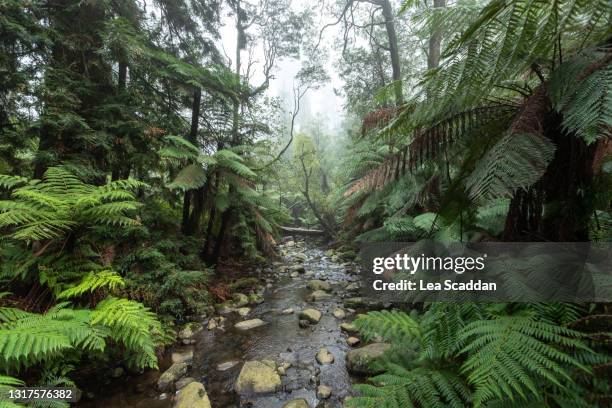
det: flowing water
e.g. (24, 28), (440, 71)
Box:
(79, 238), (364, 407)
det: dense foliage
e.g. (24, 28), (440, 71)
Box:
(0, 0), (610, 406)
(334, 0), (611, 407)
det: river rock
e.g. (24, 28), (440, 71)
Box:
(317, 384), (332, 399)
(308, 290), (332, 301)
(178, 323), (202, 344)
(345, 282), (360, 291)
(346, 343), (391, 375)
(332, 308), (346, 319)
(283, 398), (310, 408)
(307, 280), (332, 292)
(282, 308), (294, 315)
(346, 337), (360, 347)
(290, 271), (300, 278)
(111, 367), (124, 378)
(173, 381), (211, 408)
(237, 307), (251, 317)
(234, 318), (266, 331)
(299, 319), (310, 328)
(340, 322), (358, 333)
(171, 348), (194, 364)
(207, 318), (217, 330)
(234, 360), (282, 394)
(175, 377), (196, 390)
(291, 265), (306, 274)
(216, 301), (236, 315)
(294, 252), (308, 262)
(216, 360), (240, 371)
(157, 362), (188, 391)
(285, 240), (295, 247)
(299, 308), (321, 323)
(315, 348), (334, 364)
(343, 297), (365, 308)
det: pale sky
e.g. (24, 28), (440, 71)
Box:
(218, 0), (346, 133)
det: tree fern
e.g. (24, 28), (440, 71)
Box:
(465, 132), (556, 202)
(56, 270), (125, 300)
(548, 48), (612, 144)
(354, 310), (421, 344)
(0, 167), (143, 241)
(91, 297), (162, 369)
(457, 316), (591, 406)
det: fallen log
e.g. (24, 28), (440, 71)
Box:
(281, 226), (325, 236)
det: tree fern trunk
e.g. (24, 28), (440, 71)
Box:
(503, 110), (598, 241)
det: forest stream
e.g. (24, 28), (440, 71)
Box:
(79, 238), (368, 408)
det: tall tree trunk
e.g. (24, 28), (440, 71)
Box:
(211, 208), (232, 266)
(112, 61), (128, 181)
(427, 0), (446, 70)
(211, 2), (244, 255)
(181, 87), (202, 235)
(380, 0), (403, 105)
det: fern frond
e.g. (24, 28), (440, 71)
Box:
(56, 270), (125, 300)
(458, 316), (592, 407)
(354, 310), (421, 344)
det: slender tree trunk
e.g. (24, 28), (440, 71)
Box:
(182, 87), (202, 235)
(380, 0), (403, 105)
(427, 0), (446, 70)
(211, 208), (232, 265)
(118, 61), (127, 92)
(211, 3), (243, 256)
(112, 61), (128, 181)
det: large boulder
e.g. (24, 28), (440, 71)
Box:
(299, 308), (321, 323)
(307, 280), (332, 292)
(282, 398), (310, 408)
(157, 362), (188, 391)
(173, 382), (211, 408)
(234, 318), (266, 331)
(234, 360), (282, 395)
(346, 343), (391, 375)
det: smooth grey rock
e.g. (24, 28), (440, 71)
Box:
(234, 318), (266, 331)
(307, 280), (332, 292)
(299, 308), (321, 323)
(216, 360), (240, 371)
